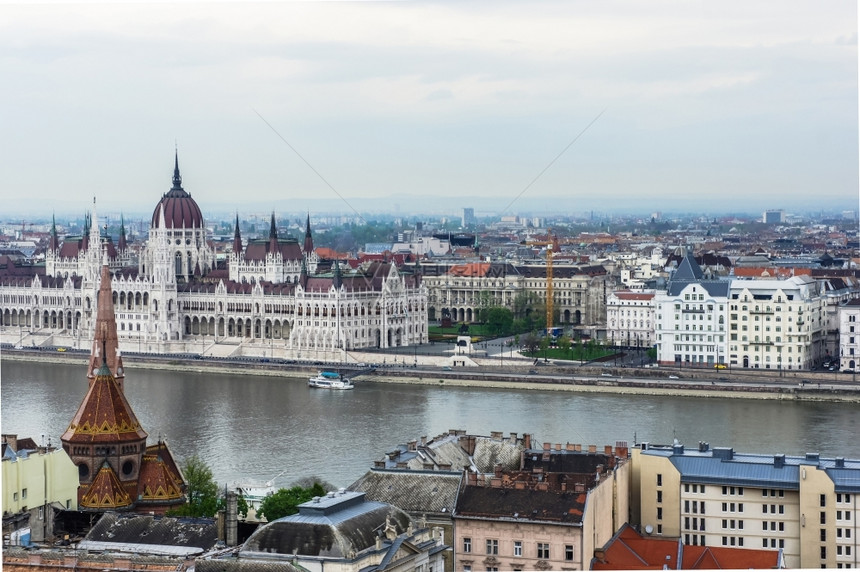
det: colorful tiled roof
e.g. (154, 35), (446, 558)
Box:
(62, 362), (148, 444)
(138, 454), (185, 505)
(80, 463), (134, 510)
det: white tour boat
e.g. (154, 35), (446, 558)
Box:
(308, 370), (355, 390)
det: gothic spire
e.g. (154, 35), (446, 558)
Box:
(118, 214), (128, 251)
(269, 212), (278, 253)
(303, 213), (314, 254)
(87, 263), (125, 389)
(333, 259), (343, 289)
(232, 214), (242, 255)
(171, 149), (183, 192)
(49, 214), (59, 251)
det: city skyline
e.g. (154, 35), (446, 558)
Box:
(1, 1), (857, 217)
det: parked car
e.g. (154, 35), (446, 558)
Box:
(714, 363), (727, 369)
(669, 375), (679, 379)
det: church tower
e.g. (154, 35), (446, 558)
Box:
(61, 261), (185, 514)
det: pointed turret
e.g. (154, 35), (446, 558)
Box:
(299, 258), (308, 288)
(118, 214), (128, 251)
(232, 214), (242, 255)
(49, 214), (59, 252)
(87, 263), (125, 387)
(82, 212), (91, 251)
(333, 259), (343, 289)
(303, 213), (314, 254)
(171, 149), (183, 192)
(268, 212), (279, 253)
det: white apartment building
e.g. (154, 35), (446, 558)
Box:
(654, 253), (729, 367)
(606, 290), (656, 349)
(839, 298), (860, 371)
(728, 276), (826, 370)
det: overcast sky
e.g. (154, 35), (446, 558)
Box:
(1, 1), (857, 219)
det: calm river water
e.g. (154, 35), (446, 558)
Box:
(2, 359), (858, 489)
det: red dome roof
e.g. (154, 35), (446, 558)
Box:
(152, 188), (204, 229)
(151, 152), (205, 229)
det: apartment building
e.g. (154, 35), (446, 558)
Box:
(839, 297), (860, 371)
(728, 275), (826, 370)
(653, 252), (729, 367)
(633, 441), (860, 569)
(453, 442), (630, 571)
(606, 290), (656, 349)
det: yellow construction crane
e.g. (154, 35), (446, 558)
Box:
(525, 231), (559, 336)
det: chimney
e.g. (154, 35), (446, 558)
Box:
(555, 443), (562, 452)
(524, 434), (532, 450)
(773, 455), (785, 469)
(575, 444), (582, 452)
(566, 443), (575, 451)
(491, 431), (503, 440)
(374, 460), (385, 468)
(408, 440), (417, 451)
(604, 445), (613, 455)
(225, 490), (238, 546)
(510, 432), (518, 444)
(543, 442), (551, 451)
(421, 435), (427, 446)
(588, 445), (597, 453)
(2, 434), (17, 451)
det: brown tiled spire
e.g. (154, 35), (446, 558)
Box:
(62, 361), (148, 445)
(87, 263), (125, 387)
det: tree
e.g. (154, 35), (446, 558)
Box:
(558, 335), (572, 354)
(172, 455), (220, 517)
(257, 481), (328, 522)
(522, 331), (541, 355)
(485, 307), (513, 337)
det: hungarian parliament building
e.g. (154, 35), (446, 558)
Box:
(0, 154), (428, 359)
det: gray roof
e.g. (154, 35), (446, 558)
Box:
(347, 468), (462, 515)
(241, 491), (412, 558)
(81, 513), (219, 556)
(378, 434), (525, 473)
(666, 280), (730, 297)
(196, 560), (302, 572)
(643, 445), (860, 491)
(665, 251), (730, 297)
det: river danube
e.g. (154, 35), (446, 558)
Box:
(2, 360), (858, 489)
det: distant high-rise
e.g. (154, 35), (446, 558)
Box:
(762, 209), (785, 224)
(461, 207), (475, 227)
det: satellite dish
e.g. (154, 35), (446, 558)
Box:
(645, 525), (654, 534)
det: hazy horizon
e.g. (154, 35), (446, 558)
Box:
(2, 1), (857, 219)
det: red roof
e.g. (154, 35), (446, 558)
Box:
(594, 525), (781, 570)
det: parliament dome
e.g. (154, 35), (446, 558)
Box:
(151, 152), (204, 229)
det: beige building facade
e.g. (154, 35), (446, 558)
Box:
(633, 441), (859, 569)
(453, 443), (630, 571)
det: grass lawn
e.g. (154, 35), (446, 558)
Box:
(523, 346), (614, 361)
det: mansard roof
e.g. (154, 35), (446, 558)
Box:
(348, 469), (462, 516)
(61, 362), (148, 444)
(242, 238), (303, 262)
